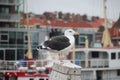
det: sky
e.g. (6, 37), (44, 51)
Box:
(26, 0), (120, 21)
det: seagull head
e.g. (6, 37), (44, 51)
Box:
(64, 29), (79, 36)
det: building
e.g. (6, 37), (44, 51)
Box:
(110, 17), (120, 46)
(23, 14), (114, 48)
(0, 0), (45, 60)
(0, 0), (20, 28)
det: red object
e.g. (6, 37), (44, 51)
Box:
(16, 71), (49, 77)
(4, 72), (16, 76)
(4, 72), (17, 80)
(110, 28), (120, 36)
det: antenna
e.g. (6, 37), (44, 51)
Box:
(103, 0), (108, 29)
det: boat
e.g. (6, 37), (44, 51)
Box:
(70, 47), (120, 80)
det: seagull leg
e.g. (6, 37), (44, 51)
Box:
(58, 52), (63, 62)
(58, 52), (61, 60)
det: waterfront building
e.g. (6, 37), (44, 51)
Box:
(0, 0), (44, 60)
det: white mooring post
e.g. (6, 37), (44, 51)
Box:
(49, 62), (81, 80)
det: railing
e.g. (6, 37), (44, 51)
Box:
(0, 14), (20, 22)
(81, 78), (120, 80)
(0, 59), (109, 71)
(90, 59), (108, 68)
(0, 0), (19, 5)
(74, 59), (108, 68)
(82, 78), (120, 80)
(0, 60), (47, 70)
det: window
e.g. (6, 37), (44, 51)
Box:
(79, 36), (85, 42)
(5, 50), (15, 60)
(24, 34), (28, 43)
(39, 79), (44, 80)
(31, 32), (39, 45)
(118, 52), (120, 59)
(111, 52), (116, 59)
(91, 51), (99, 58)
(75, 51), (85, 59)
(29, 78), (34, 80)
(75, 51), (85, 65)
(0, 50), (4, 60)
(79, 36), (85, 47)
(1, 34), (8, 41)
(25, 35), (28, 41)
(35, 24), (41, 28)
(17, 32), (24, 44)
(0, 7), (9, 14)
(0, 22), (10, 28)
(117, 70), (120, 76)
(9, 32), (16, 44)
(17, 49), (24, 60)
(74, 35), (79, 45)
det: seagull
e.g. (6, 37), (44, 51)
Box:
(37, 29), (79, 60)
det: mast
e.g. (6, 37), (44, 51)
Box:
(25, 0), (33, 59)
(85, 36), (89, 68)
(104, 0), (107, 29)
(102, 0), (113, 47)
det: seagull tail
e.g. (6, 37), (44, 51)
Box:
(37, 42), (48, 50)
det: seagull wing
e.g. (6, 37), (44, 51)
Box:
(44, 35), (70, 51)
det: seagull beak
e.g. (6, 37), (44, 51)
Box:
(74, 32), (79, 35)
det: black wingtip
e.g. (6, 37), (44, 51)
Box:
(37, 45), (42, 50)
